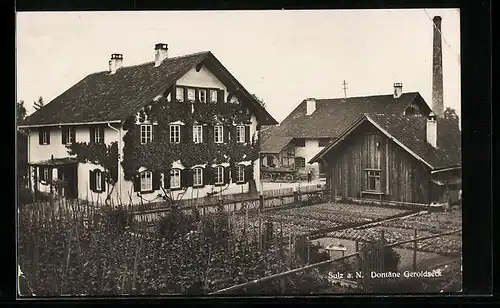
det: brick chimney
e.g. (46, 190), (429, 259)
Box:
(109, 53), (123, 74)
(432, 16), (444, 118)
(393, 82), (403, 98)
(306, 98), (316, 115)
(154, 43), (168, 67)
(426, 112), (438, 148)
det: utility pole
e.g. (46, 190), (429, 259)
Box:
(342, 80), (348, 99)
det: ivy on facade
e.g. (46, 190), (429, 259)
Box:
(122, 99), (259, 181)
(66, 141), (119, 184)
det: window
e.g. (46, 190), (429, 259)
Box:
(193, 125), (203, 143)
(95, 171), (102, 191)
(237, 165), (245, 183)
(193, 168), (203, 186)
(318, 138), (331, 147)
(170, 125), (180, 143)
(366, 170), (381, 191)
(214, 126), (223, 143)
(62, 127), (76, 144)
(210, 90), (218, 103)
(140, 171), (153, 192)
(94, 127), (104, 143)
(294, 138), (305, 147)
(295, 157), (306, 168)
(176, 87), (184, 102)
(40, 167), (50, 182)
(236, 126), (245, 143)
(170, 169), (181, 189)
(39, 129), (50, 145)
(199, 89), (207, 103)
(187, 88), (195, 101)
(141, 125), (152, 144)
(215, 166), (224, 184)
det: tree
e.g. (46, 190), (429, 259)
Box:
(33, 96), (44, 111)
(444, 107), (459, 123)
(17, 100), (27, 124)
(252, 94), (266, 108)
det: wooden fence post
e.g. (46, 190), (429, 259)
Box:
(413, 228), (418, 272)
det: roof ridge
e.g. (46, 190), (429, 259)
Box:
(90, 50), (211, 75)
(316, 91), (419, 101)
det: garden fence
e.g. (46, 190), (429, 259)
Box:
(209, 228), (462, 294)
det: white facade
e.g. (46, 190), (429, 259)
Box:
(27, 62), (264, 205)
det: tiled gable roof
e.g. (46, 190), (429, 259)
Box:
(20, 51), (277, 126)
(274, 92), (429, 139)
(366, 114), (461, 170)
(311, 113), (461, 170)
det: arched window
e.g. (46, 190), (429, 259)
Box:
(140, 170), (152, 191)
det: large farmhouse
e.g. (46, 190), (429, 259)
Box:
(19, 44), (277, 204)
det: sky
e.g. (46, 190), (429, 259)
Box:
(16, 9), (461, 123)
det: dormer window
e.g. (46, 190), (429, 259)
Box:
(176, 87), (184, 102)
(199, 89), (207, 103)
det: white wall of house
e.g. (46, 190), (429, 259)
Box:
(177, 66), (230, 102)
(28, 125), (119, 196)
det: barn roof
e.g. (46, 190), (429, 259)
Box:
(20, 51), (277, 127)
(310, 113), (461, 170)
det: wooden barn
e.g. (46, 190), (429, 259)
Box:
(309, 112), (461, 205)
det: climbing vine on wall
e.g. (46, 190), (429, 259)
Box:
(66, 141), (119, 184)
(121, 99), (259, 181)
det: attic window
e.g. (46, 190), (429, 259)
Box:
(176, 87), (184, 102)
(210, 90), (218, 103)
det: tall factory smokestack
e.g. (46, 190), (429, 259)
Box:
(432, 15), (444, 118)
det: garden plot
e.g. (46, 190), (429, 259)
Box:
(230, 202), (413, 238)
(328, 211), (462, 256)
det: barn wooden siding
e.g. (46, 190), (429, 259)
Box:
(323, 122), (431, 204)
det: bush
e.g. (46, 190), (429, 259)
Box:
(294, 236), (330, 265)
(158, 207), (195, 240)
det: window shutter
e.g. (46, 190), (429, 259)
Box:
(48, 168), (53, 181)
(89, 170), (96, 192)
(183, 125), (190, 144)
(101, 171), (106, 192)
(184, 88), (189, 102)
(171, 85), (177, 102)
(231, 165), (238, 183)
(153, 124), (160, 142)
(245, 126), (251, 143)
(38, 130), (43, 145)
(71, 128), (76, 143)
(89, 127), (96, 143)
(133, 174), (141, 192)
(204, 167), (213, 185)
(182, 169), (193, 188)
(152, 171), (161, 191)
(245, 165), (253, 183)
(195, 89), (199, 103)
(204, 125), (211, 144)
(100, 127), (105, 143)
(46, 129), (51, 145)
(217, 89), (225, 103)
(224, 166), (230, 184)
(61, 128), (68, 144)
(223, 126), (230, 143)
(163, 171), (171, 189)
